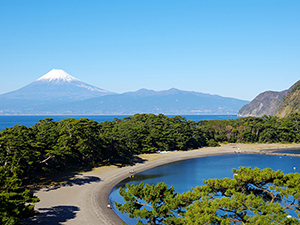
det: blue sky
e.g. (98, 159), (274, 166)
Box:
(1, 1), (299, 100)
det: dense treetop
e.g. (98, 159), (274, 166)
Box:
(1, 113), (300, 224)
(2, 113), (300, 185)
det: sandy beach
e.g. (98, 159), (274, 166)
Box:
(23, 143), (300, 225)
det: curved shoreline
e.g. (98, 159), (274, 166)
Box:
(26, 144), (300, 225)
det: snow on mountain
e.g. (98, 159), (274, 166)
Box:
(0, 69), (114, 102)
(35, 69), (110, 93)
(37, 69), (79, 82)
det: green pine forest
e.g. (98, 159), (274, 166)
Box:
(1, 113), (300, 224)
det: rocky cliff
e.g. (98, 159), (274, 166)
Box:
(238, 80), (299, 118)
(238, 90), (288, 117)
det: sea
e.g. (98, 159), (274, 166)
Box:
(0, 115), (239, 131)
(109, 153), (300, 224)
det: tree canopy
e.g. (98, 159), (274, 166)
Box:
(0, 114), (206, 224)
(0, 165), (39, 225)
(116, 167), (300, 224)
(1, 113), (300, 224)
(116, 182), (185, 224)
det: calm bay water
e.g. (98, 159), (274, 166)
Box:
(277, 150), (300, 154)
(109, 154), (300, 224)
(0, 115), (239, 131)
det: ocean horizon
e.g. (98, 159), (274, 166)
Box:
(0, 114), (240, 131)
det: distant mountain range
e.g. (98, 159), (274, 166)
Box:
(238, 80), (300, 117)
(0, 69), (249, 115)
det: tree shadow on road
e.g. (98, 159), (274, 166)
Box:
(113, 156), (148, 168)
(23, 205), (80, 225)
(43, 175), (101, 191)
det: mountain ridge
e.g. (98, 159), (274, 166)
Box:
(237, 90), (288, 117)
(238, 79), (300, 117)
(0, 69), (249, 115)
(61, 88), (248, 115)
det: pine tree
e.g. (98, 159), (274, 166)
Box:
(116, 167), (300, 224)
(0, 166), (39, 225)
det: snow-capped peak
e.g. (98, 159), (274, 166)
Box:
(37, 69), (80, 82)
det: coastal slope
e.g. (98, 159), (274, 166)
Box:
(238, 79), (300, 117)
(238, 90), (288, 117)
(275, 80), (300, 117)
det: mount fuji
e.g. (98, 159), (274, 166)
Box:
(1, 69), (114, 101)
(0, 69), (115, 114)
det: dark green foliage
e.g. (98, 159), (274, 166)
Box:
(1, 113), (300, 185)
(0, 125), (42, 180)
(0, 114), (206, 223)
(116, 167), (300, 224)
(199, 113), (300, 144)
(207, 139), (220, 147)
(2, 113), (300, 223)
(114, 114), (203, 155)
(115, 182), (185, 224)
(180, 167), (300, 224)
(55, 118), (104, 167)
(0, 166), (39, 225)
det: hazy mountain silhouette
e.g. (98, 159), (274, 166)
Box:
(0, 69), (249, 115)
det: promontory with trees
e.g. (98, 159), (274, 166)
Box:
(1, 113), (300, 224)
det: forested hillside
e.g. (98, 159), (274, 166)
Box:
(275, 80), (300, 117)
(237, 90), (288, 117)
(2, 113), (300, 223)
(238, 79), (300, 118)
